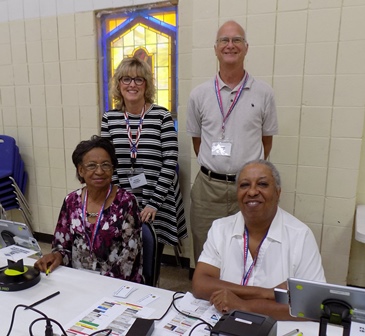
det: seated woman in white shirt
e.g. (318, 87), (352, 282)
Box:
(192, 159), (325, 320)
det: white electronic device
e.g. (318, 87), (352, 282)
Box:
(0, 219), (41, 255)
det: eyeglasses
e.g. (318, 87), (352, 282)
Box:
(216, 36), (246, 46)
(83, 163), (113, 172)
(119, 76), (145, 86)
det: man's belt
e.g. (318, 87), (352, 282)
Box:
(200, 166), (236, 182)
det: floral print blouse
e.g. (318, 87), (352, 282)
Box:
(52, 187), (143, 283)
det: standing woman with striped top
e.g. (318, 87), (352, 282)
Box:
(101, 57), (187, 283)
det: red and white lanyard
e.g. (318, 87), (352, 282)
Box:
(241, 226), (267, 286)
(82, 184), (112, 252)
(124, 105), (146, 167)
(214, 72), (249, 139)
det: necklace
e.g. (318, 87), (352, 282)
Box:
(86, 211), (99, 218)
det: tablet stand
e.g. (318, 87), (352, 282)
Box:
(319, 299), (352, 336)
(0, 258), (40, 291)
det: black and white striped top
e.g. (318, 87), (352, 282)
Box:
(101, 104), (187, 246)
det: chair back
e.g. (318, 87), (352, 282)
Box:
(0, 135), (32, 231)
(142, 221), (158, 287)
(0, 135), (16, 180)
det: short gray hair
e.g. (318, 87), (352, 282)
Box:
(236, 159), (281, 190)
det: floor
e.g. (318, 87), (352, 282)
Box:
(38, 242), (192, 293)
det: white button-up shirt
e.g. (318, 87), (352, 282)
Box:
(199, 207), (326, 288)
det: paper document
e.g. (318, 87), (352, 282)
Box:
(154, 292), (222, 336)
(64, 297), (155, 336)
(0, 245), (38, 262)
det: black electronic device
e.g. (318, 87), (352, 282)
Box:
(125, 318), (154, 336)
(210, 310), (277, 336)
(0, 219), (41, 291)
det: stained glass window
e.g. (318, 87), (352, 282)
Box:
(99, 6), (177, 118)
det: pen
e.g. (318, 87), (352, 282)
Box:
(25, 291), (60, 310)
(282, 328), (300, 336)
(45, 268), (50, 276)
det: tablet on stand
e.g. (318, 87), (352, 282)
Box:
(288, 277), (365, 336)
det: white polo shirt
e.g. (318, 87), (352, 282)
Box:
(186, 74), (278, 174)
(199, 207), (326, 288)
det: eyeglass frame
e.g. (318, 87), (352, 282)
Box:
(119, 76), (145, 86)
(216, 36), (246, 46)
(82, 162), (114, 172)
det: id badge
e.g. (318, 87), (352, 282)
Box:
(128, 173), (147, 189)
(211, 140), (232, 156)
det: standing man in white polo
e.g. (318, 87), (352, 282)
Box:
(187, 20), (278, 264)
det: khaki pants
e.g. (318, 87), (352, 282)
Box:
(190, 170), (239, 265)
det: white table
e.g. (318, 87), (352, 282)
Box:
(0, 257), (345, 336)
(0, 257), (175, 335)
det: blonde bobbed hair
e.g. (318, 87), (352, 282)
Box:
(109, 56), (155, 111)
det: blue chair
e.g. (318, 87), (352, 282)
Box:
(0, 135), (32, 232)
(142, 222), (158, 287)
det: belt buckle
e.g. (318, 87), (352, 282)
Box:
(207, 169), (212, 180)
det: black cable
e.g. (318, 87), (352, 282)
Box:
(188, 321), (212, 336)
(28, 317), (68, 336)
(148, 291), (214, 335)
(7, 293), (211, 336)
(90, 329), (113, 335)
(171, 292), (214, 330)
(28, 318), (51, 336)
(5, 304), (69, 336)
(150, 291), (186, 321)
(28, 316), (111, 336)
(6, 304), (49, 336)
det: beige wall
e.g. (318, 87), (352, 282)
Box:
(1, 0), (365, 285)
(178, 0), (365, 285)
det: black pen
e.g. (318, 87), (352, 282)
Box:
(25, 291), (60, 310)
(282, 329), (300, 336)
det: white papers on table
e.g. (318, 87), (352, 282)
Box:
(0, 245), (37, 262)
(154, 292), (222, 336)
(64, 297), (155, 336)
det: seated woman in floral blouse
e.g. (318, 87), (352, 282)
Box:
(34, 135), (142, 283)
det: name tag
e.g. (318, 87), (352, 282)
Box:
(211, 141), (232, 156)
(128, 173), (147, 189)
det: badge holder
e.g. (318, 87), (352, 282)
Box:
(319, 299), (352, 336)
(126, 167), (147, 190)
(211, 139), (232, 157)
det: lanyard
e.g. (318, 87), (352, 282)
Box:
(214, 72), (249, 139)
(124, 105), (146, 167)
(241, 226), (267, 286)
(82, 184), (112, 252)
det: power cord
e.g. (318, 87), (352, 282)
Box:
(149, 291), (213, 335)
(6, 304), (112, 336)
(6, 304), (53, 336)
(170, 292), (213, 335)
(28, 317), (67, 336)
(6, 292), (210, 336)
(151, 291), (185, 321)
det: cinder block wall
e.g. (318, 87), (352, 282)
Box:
(1, 0), (365, 285)
(178, 0), (365, 285)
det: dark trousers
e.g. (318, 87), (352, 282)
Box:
(155, 242), (165, 284)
